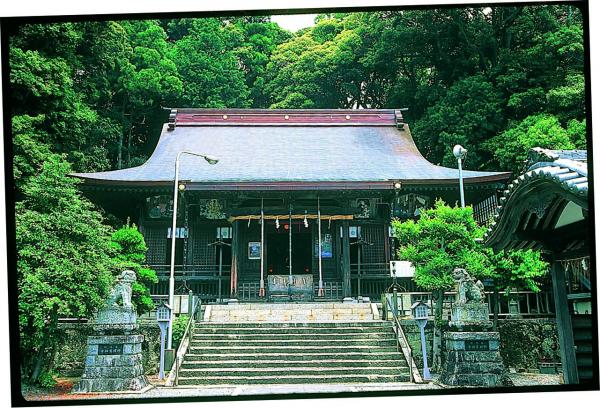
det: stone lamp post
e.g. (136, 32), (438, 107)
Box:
(411, 300), (432, 380)
(156, 302), (172, 380)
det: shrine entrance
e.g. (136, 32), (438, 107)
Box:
(266, 221), (313, 276)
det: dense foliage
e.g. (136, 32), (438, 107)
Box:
(16, 158), (115, 385)
(392, 201), (548, 370)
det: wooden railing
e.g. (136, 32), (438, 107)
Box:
(237, 280), (344, 301)
(384, 290), (555, 319)
(151, 264), (232, 280)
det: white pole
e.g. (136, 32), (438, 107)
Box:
(168, 153), (181, 350)
(458, 157), (465, 208)
(318, 197), (324, 296)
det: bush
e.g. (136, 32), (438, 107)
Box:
(171, 315), (190, 350)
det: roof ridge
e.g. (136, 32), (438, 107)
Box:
(167, 108), (405, 129)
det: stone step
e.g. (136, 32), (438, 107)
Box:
(195, 321), (391, 329)
(181, 359), (406, 369)
(176, 374), (409, 385)
(184, 352), (404, 361)
(210, 303), (373, 311)
(189, 338), (397, 347)
(178, 366), (409, 378)
(192, 333), (396, 340)
(188, 345), (399, 354)
(209, 309), (372, 316)
(208, 316), (375, 322)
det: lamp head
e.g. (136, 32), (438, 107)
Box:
(204, 155), (219, 165)
(453, 145), (467, 160)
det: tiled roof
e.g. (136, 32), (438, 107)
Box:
(73, 109), (510, 190)
(484, 148), (589, 248)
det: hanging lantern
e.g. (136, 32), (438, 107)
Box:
(304, 211), (309, 228)
(275, 216), (280, 229)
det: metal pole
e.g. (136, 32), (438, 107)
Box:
(458, 157), (465, 208)
(168, 154), (181, 350)
(259, 199), (265, 297)
(159, 327), (166, 380)
(168, 150), (218, 349)
(318, 197), (324, 296)
(393, 287), (398, 317)
(419, 323), (432, 380)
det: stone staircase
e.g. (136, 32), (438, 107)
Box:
(176, 302), (411, 386)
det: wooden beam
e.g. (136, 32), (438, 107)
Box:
(230, 220), (239, 297)
(551, 261), (579, 384)
(342, 220), (351, 298)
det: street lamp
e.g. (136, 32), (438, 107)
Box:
(168, 151), (218, 350)
(453, 144), (467, 208)
(156, 302), (172, 380)
(411, 300), (432, 381)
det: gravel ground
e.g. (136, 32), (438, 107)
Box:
(21, 373), (564, 402)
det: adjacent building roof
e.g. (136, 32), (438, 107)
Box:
(73, 109), (510, 191)
(484, 148), (589, 252)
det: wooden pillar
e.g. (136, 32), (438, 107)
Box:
(317, 197), (324, 296)
(230, 220), (239, 298)
(259, 199), (265, 297)
(551, 260), (579, 384)
(341, 220), (351, 298)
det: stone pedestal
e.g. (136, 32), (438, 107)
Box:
(439, 331), (507, 387)
(73, 270), (150, 393)
(73, 334), (149, 393)
(449, 303), (492, 330)
(93, 305), (138, 332)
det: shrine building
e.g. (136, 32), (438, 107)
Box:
(73, 109), (511, 302)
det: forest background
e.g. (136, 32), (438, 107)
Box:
(5, 4), (587, 385)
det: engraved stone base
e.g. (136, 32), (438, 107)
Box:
(439, 331), (510, 387)
(449, 303), (492, 330)
(93, 305), (138, 332)
(73, 334), (149, 393)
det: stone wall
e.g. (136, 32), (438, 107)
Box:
(54, 322), (161, 377)
(399, 318), (559, 372)
(496, 318), (560, 370)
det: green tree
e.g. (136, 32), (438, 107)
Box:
(392, 201), (491, 370)
(110, 224), (159, 314)
(16, 157), (115, 385)
(168, 18), (250, 108)
(486, 249), (548, 329)
(412, 75), (504, 168)
(485, 113), (576, 173)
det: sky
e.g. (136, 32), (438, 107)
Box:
(271, 14), (318, 32)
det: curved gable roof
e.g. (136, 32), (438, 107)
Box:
(73, 109), (510, 190)
(484, 148), (589, 251)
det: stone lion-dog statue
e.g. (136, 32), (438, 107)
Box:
(452, 268), (485, 305)
(106, 270), (137, 308)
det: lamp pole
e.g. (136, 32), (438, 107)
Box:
(168, 151), (218, 350)
(453, 145), (467, 209)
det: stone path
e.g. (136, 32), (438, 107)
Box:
(23, 373), (566, 401)
(23, 381), (439, 401)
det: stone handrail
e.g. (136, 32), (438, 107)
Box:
(386, 296), (423, 383)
